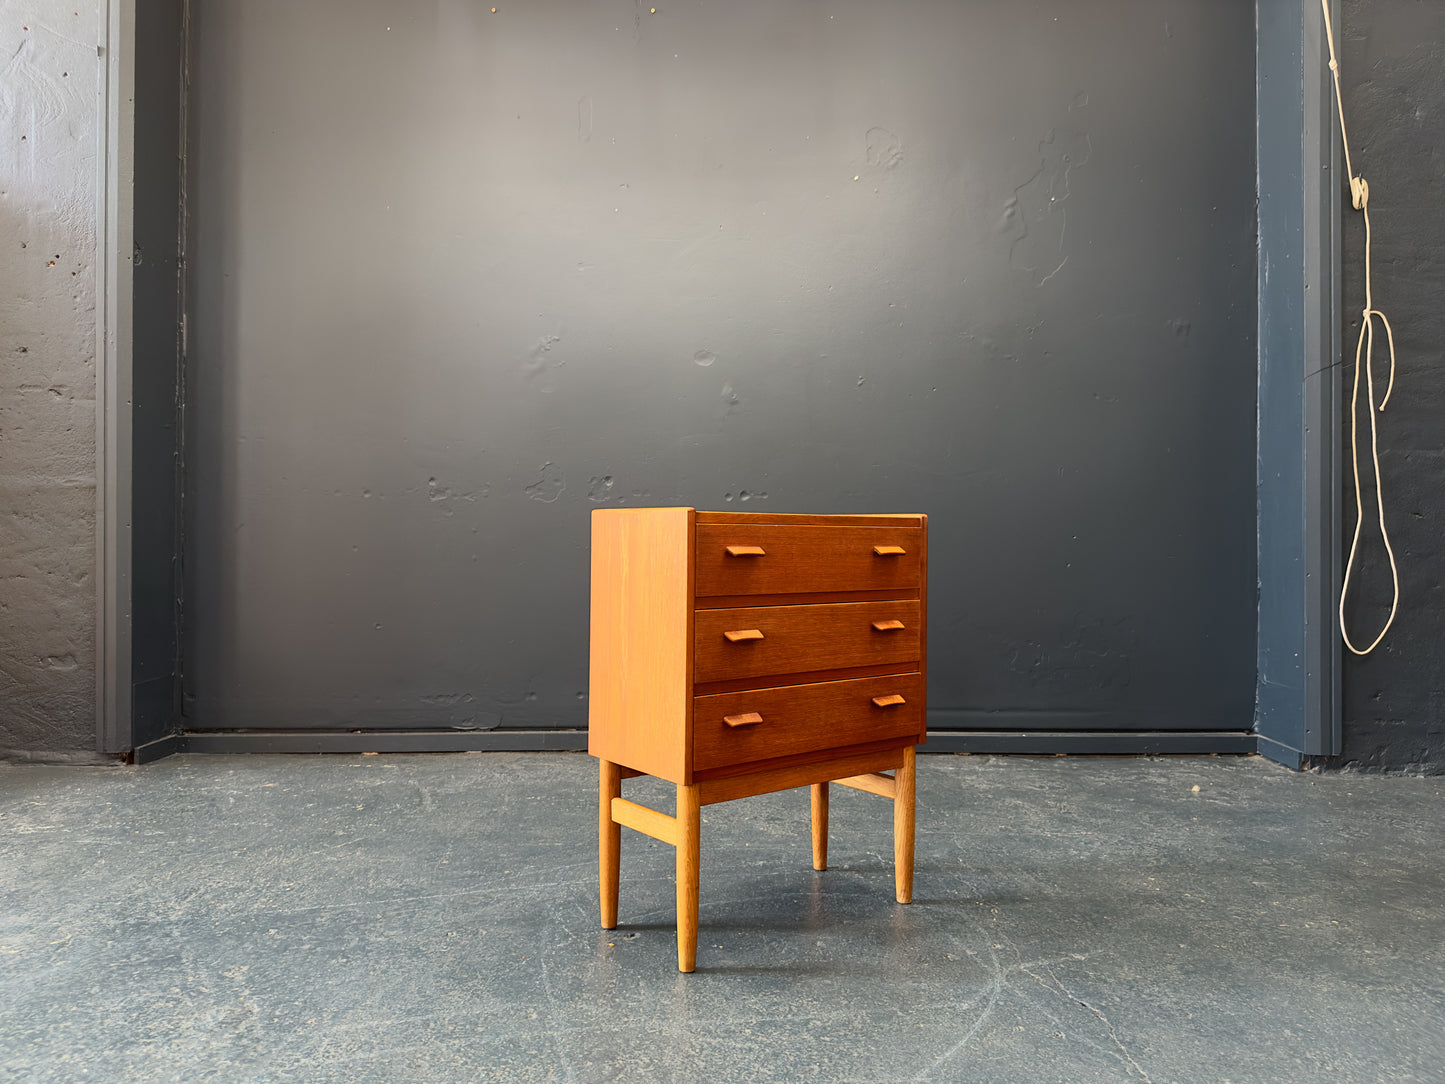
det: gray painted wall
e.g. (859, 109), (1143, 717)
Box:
(130, 0), (186, 748)
(185, 0), (1259, 737)
(0, 5), (102, 759)
(1334, 0), (1445, 772)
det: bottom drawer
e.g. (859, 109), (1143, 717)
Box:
(693, 673), (923, 772)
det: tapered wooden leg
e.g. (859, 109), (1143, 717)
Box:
(675, 783), (702, 972)
(599, 759), (621, 929)
(894, 746), (916, 904)
(810, 782), (829, 871)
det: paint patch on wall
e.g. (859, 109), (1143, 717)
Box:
(865, 126), (903, 170)
(523, 462), (565, 503)
(427, 477), (484, 515)
(719, 381), (741, 416)
(522, 334), (563, 391)
(577, 95), (593, 142)
(1003, 615), (1134, 694)
(998, 109), (1091, 287)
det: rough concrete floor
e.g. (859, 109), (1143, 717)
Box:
(0, 752), (1441, 1083)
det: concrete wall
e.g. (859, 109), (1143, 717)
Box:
(1335, 0), (1445, 772)
(0, 5), (101, 759)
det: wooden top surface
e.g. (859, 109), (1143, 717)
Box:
(592, 508), (924, 528)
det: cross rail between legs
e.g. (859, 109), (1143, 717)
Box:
(597, 745), (918, 972)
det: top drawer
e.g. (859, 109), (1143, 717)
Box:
(695, 524), (922, 598)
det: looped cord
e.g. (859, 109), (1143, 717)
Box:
(1321, 0), (1400, 655)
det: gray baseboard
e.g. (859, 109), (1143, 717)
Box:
(131, 732), (187, 764)
(1255, 733), (1307, 770)
(160, 728), (1257, 758)
(178, 729), (590, 754)
(921, 731), (1258, 756)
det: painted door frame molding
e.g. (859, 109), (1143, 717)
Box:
(1301, 0), (1344, 762)
(1255, 0), (1343, 769)
(97, 0), (136, 754)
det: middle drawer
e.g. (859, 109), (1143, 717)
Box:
(694, 601), (921, 684)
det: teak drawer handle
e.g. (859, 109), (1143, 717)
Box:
(871, 694), (907, 708)
(871, 619), (906, 632)
(723, 712), (764, 728)
(725, 545), (766, 557)
(723, 628), (764, 642)
(873, 545), (907, 556)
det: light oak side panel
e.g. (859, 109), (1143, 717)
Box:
(588, 507), (693, 784)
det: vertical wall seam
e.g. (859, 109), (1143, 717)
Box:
(174, 0), (192, 727)
(95, 0), (111, 752)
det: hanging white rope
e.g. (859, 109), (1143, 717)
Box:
(1321, 0), (1400, 656)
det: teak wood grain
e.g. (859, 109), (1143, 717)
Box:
(692, 673), (925, 771)
(695, 524), (922, 598)
(693, 601), (922, 683)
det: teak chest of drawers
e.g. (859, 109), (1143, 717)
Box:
(589, 508), (927, 971)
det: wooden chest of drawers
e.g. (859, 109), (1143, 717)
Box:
(589, 508), (927, 971)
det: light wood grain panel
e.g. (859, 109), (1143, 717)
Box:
(694, 601), (921, 684)
(698, 746), (905, 805)
(693, 673), (923, 772)
(834, 771), (897, 799)
(696, 524), (921, 598)
(611, 797), (678, 845)
(588, 507), (694, 783)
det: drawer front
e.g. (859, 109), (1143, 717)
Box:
(695, 525), (922, 598)
(694, 601), (921, 684)
(693, 673), (924, 771)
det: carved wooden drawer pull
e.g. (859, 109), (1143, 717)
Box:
(724, 629), (765, 642)
(871, 619), (905, 632)
(873, 545), (906, 556)
(725, 545), (766, 557)
(871, 694), (907, 708)
(723, 712), (764, 728)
